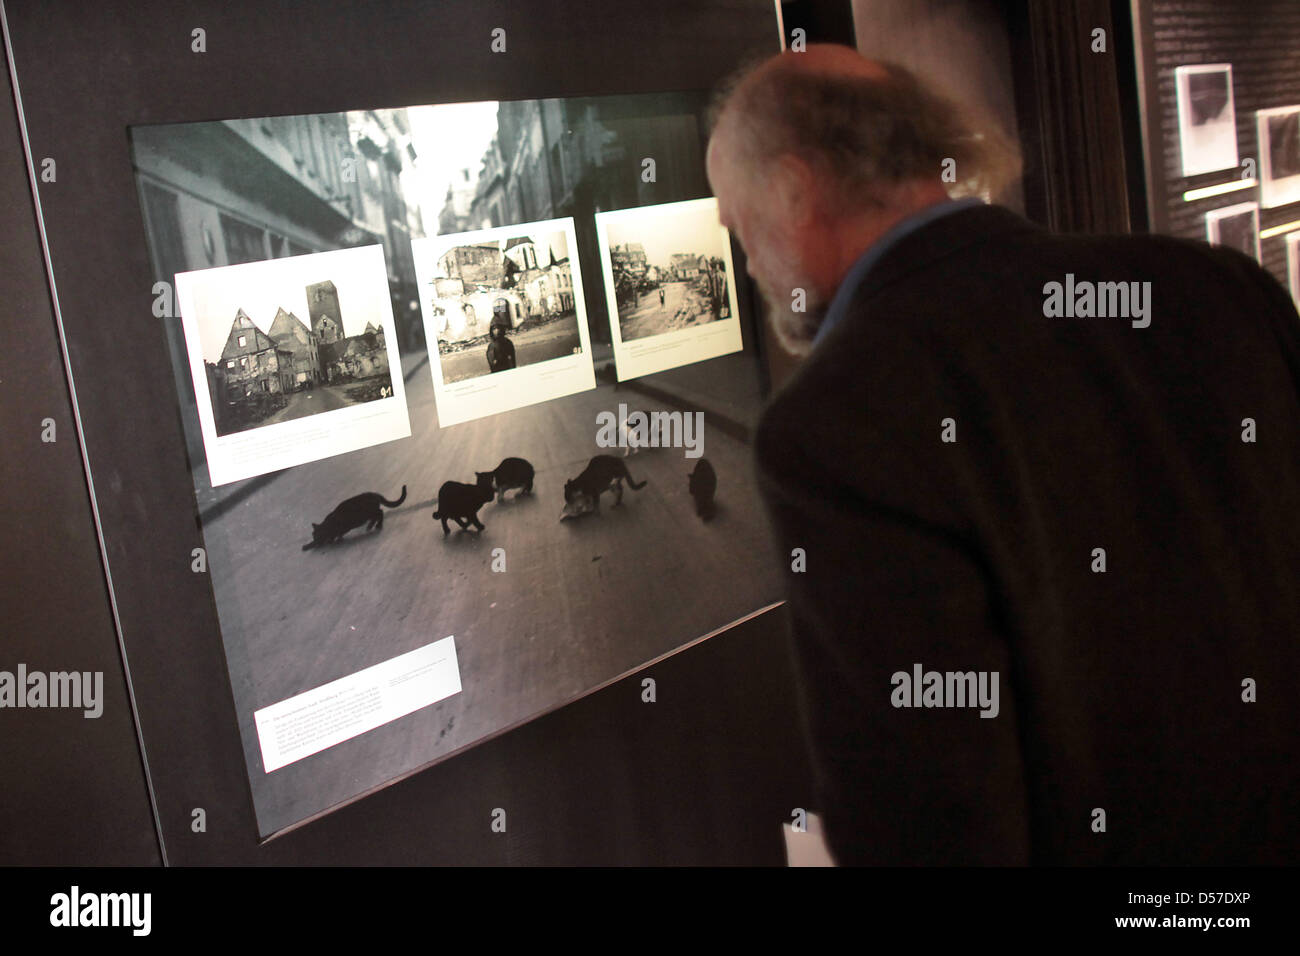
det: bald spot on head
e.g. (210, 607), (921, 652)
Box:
(711, 40), (1022, 223)
(714, 45), (888, 159)
(707, 45), (927, 241)
(709, 47), (894, 227)
(754, 43), (891, 85)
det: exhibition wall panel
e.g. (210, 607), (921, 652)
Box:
(3, 0), (812, 863)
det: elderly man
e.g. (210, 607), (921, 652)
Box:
(708, 45), (1300, 865)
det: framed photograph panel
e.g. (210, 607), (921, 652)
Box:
(125, 90), (777, 838)
(175, 245), (411, 485)
(1205, 202), (1260, 263)
(1175, 64), (1239, 177)
(595, 197), (743, 381)
(1257, 105), (1300, 208)
(412, 218), (596, 427)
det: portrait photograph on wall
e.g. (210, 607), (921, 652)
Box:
(174, 245), (411, 485)
(412, 218), (596, 426)
(1174, 64), (1239, 177)
(1258, 105), (1300, 208)
(1205, 202), (1261, 263)
(595, 197), (742, 380)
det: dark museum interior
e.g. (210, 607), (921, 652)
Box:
(1, 0), (1297, 903)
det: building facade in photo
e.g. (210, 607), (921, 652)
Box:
(216, 309), (295, 399)
(267, 308), (321, 387)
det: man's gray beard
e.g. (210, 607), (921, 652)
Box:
(766, 296), (828, 358)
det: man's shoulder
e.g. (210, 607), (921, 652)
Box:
(826, 205), (1290, 347)
(862, 202), (1269, 291)
(759, 207), (1299, 467)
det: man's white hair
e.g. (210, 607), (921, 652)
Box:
(709, 51), (1021, 210)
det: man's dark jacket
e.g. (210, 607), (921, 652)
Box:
(754, 203), (1300, 865)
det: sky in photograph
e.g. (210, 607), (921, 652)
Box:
(184, 248), (391, 363)
(406, 101), (501, 231)
(603, 200), (725, 270)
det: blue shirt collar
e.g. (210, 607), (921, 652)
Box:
(811, 197), (984, 350)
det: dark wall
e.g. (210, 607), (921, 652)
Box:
(1135, 0), (1300, 286)
(0, 0), (816, 865)
(852, 0), (1026, 216)
(0, 44), (161, 866)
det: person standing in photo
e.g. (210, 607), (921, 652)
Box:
(486, 309), (516, 374)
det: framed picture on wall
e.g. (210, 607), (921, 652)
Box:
(411, 217), (596, 426)
(1257, 105), (1300, 208)
(125, 89), (779, 841)
(594, 198), (742, 381)
(1174, 64), (1239, 177)
(173, 245), (412, 486)
(1205, 202), (1261, 263)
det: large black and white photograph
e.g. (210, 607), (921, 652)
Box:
(1205, 202), (1260, 262)
(1258, 105), (1300, 208)
(130, 90), (780, 837)
(595, 197), (742, 380)
(411, 218), (595, 425)
(1175, 64), (1238, 177)
(174, 245), (411, 485)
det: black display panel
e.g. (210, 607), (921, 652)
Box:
(3, 0), (786, 861)
(128, 91), (778, 836)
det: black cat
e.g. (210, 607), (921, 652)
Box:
(688, 458), (716, 521)
(302, 486), (406, 550)
(433, 475), (495, 536)
(476, 457), (534, 502)
(561, 455), (646, 518)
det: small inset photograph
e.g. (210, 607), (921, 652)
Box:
(595, 197), (742, 381)
(1205, 202), (1260, 262)
(174, 245), (411, 486)
(1258, 105), (1300, 208)
(411, 218), (595, 426)
(1175, 64), (1239, 177)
